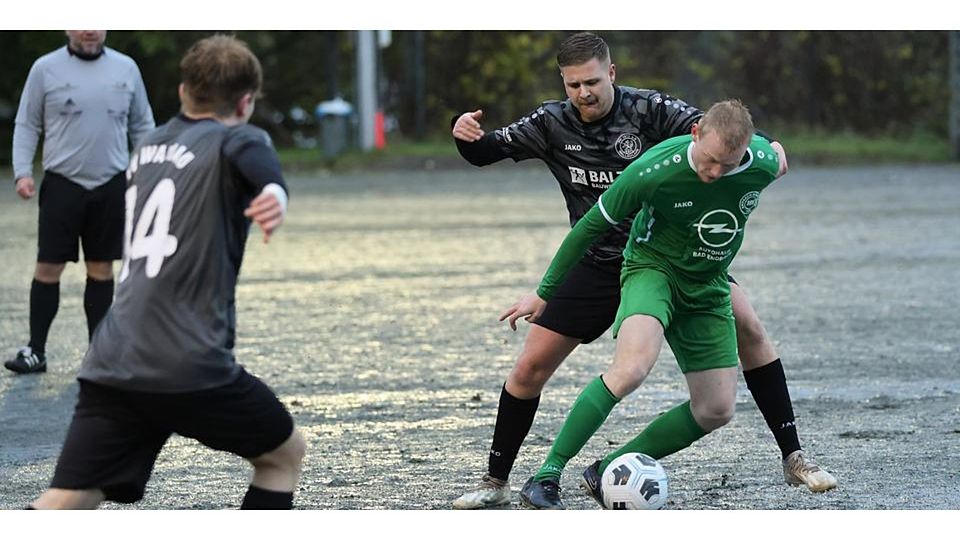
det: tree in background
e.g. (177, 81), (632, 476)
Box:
(0, 30), (952, 164)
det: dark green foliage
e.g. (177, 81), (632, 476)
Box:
(0, 30), (951, 164)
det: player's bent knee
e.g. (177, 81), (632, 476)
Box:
(603, 364), (651, 398)
(251, 429), (306, 471)
(509, 348), (566, 393)
(281, 429), (307, 467)
(509, 358), (551, 390)
(691, 401), (735, 432)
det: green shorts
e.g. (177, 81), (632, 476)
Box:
(612, 261), (737, 373)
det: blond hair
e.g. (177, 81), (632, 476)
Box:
(698, 99), (755, 151)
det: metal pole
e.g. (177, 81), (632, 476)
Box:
(357, 30), (377, 151)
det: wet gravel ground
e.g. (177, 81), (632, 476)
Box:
(1, 164), (958, 509)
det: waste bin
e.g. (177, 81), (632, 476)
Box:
(315, 97), (354, 158)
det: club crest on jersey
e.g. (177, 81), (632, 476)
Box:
(569, 166), (588, 186)
(615, 133), (642, 159)
(739, 191), (760, 216)
(693, 209), (743, 248)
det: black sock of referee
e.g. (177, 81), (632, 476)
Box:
(488, 384), (541, 482)
(743, 359), (802, 459)
(83, 277), (114, 340)
(240, 485), (294, 510)
(28, 279), (59, 356)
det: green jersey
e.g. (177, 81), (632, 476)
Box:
(538, 134), (779, 299)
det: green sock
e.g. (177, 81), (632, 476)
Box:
(599, 400), (707, 472)
(534, 376), (620, 481)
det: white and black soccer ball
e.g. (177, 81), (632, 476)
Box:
(601, 452), (668, 510)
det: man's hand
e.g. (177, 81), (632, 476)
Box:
(244, 190), (284, 243)
(452, 109), (485, 142)
(15, 176), (35, 199)
(770, 141), (789, 179)
(499, 292), (547, 331)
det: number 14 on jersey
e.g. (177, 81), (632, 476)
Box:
(119, 179), (180, 282)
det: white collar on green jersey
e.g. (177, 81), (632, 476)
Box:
(686, 142), (755, 177)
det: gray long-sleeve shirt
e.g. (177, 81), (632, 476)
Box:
(12, 46), (155, 189)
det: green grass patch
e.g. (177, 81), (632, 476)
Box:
(6, 131), (951, 175)
(778, 130), (953, 164)
(276, 131), (955, 172)
(277, 138), (458, 173)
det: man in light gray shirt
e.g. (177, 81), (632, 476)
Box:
(6, 30), (155, 374)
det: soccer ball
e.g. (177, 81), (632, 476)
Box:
(601, 452), (668, 510)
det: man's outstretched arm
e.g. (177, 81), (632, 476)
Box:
(451, 109), (509, 166)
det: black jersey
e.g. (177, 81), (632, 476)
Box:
(457, 86), (702, 265)
(78, 115), (287, 393)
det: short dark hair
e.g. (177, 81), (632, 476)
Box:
(180, 35), (263, 116)
(557, 32), (610, 67)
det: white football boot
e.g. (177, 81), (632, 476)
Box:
(452, 474), (511, 509)
(783, 450), (838, 493)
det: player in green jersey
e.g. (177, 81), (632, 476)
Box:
(518, 100), (793, 509)
(454, 33), (833, 510)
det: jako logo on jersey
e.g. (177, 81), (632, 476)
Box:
(693, 209), (743, 248)
(569, 166), (588, 186)
(739, 191), (760, 216)
(615, 133), (642, 159)
(565, 144), (582, 151)
(674, 201), (693, 208)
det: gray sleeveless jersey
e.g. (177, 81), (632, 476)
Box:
(78, 116), (285, 392)
(494, 86), (701, 264)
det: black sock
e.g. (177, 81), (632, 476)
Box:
(744, 359), (801, 459)
(83, 277), (114, 340)
(488, 384), (541, 482)
(240, 485), (294, 510)
(28, 279), (59, 356)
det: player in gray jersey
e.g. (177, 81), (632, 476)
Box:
(28, 35), (305, 510)
(6, 31), (155, 375)
(451, 33), (835, 509)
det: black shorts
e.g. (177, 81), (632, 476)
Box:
(50, 369), (295, 504)
(534, 257), (622, 344)
(37, 171), (125, 263)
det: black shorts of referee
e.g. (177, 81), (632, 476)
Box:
(37, 171), (125, 263)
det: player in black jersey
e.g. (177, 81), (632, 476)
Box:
(27, 36), (305, 510)
(451, 33), (835, 509)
